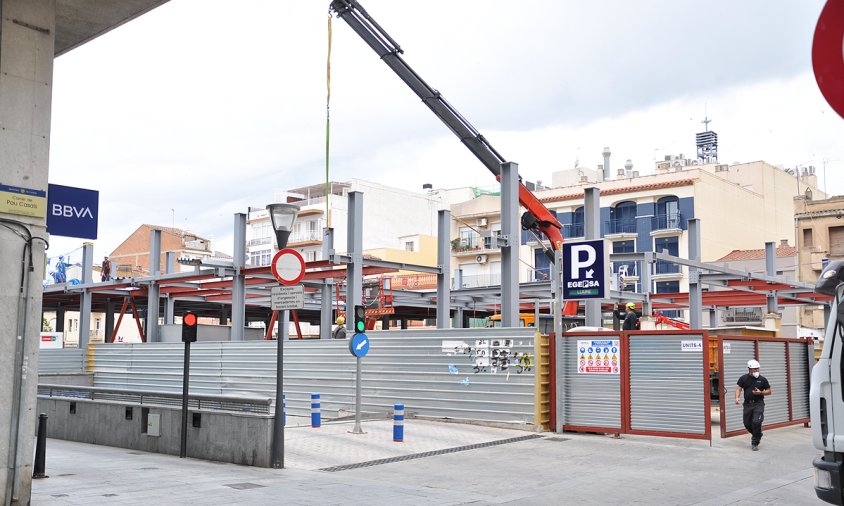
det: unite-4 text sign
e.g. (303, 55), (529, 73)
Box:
(562, 239), (609, 300)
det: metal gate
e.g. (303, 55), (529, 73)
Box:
(557, 330), (711, 440)
(718, 336), (812, 438)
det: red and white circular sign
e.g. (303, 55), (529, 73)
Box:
(271, 248), (306, 286)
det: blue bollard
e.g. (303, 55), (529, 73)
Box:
(311, 393), (321, 428)
(393, 403), (404, 442)
(283, 393), (286, 427)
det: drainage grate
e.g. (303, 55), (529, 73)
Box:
(319, 434), (544, 472)
(545, 437), (571, 442)
(224, 482), (266, 490)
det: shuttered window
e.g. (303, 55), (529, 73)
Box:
(830, 226), (844, 256)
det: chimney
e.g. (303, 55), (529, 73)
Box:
(602, 147), (611, 180)
(632, 171), (639, 178)
(625, 159), (633, 178)
(617, 168), (626, 178)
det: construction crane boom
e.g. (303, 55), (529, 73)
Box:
(329, 0), (565, 256)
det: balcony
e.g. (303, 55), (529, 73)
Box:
(722, 308), (763, 324)
(459, 273), (501, 288)
(654, 260), (681, 276)
(247, 237), (272, 247)
(287, 230), (323, 245)
(561, 224), (584, 239)
(652, 212), (683, 231)
(604, 219), (637, 237)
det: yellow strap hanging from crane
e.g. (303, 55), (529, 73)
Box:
(325, 10), (333, 228)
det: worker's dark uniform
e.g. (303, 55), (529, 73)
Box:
(622, 311), (638, 331)
(737, 373), (771, 446)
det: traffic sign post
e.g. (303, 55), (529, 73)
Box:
(561, 239), (610, 300)
(269, 248), (305, 469)
(349, 331), (370, 435)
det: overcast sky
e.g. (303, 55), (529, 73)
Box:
(46, 0), (841, 269)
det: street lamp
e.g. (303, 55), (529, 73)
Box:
(265, 202), (299, 470)
(266, 203), (300, 249)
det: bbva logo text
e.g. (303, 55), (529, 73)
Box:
(51, 204), (94, 219)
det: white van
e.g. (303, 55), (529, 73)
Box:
(811, 261), (844, 504)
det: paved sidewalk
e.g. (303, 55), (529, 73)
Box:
(32, 418), (821, 505)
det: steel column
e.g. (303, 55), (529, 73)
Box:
(346, 192), (363, 333)
(688, 219), (702, 329)
(641, 256), (652, 316)
(437, 210), (451, 328)
(553, 249), (564, 432)
(231, 213), (247, 341)
(584, 187), (601, 327)
(104, 300), (114, 339)
(500, 162), (519, 327)
(320, 228), (335, 339)
(146, 230), (161, 342)
(78, 243), (94, 349)
(765, 241), (778, 314)
(164, 252), (176, 324)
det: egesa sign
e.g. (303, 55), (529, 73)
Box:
(562, 239), (609, 300)
(47, 184), (99, 240)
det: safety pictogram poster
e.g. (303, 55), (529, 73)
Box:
(577, 339), (620, 374)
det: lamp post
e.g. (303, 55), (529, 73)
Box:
(267, 202), (299, 469)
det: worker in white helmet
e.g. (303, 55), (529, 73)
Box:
(734, 359), (772, 451)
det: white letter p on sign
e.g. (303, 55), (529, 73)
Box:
(570, 245), (596, 279)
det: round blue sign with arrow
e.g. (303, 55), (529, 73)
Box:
(349, 333), (370, 358)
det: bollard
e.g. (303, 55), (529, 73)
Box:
(33, 413), (48, 479)
(393, 403), (404, 442)
(311, 393), (321, 428)
(283, 393), (286, 427)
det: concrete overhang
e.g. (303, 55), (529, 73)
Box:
(55, 0), (170, 57)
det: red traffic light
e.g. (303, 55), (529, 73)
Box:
(184, 313), (198, 326)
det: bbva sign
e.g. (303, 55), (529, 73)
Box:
(47, 184), (98, 240)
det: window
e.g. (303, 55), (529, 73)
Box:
(655, 280), (681, 318)
(405, 241), (414, 252)
(803, 228), (814, 248)
(569, 207), (584, 237)
(656, 196), (681, 229)
(609, 201), (637, 234)
(831, 226), (844, 256)
(459, 227), (479, 249)
(613, 240), (637, 289)
(654, 236), (680, 274)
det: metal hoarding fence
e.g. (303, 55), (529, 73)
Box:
(89, 328), (538, 425)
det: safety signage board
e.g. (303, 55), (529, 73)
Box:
(350, 332), (370, 358)
(577, 339), (620, 374)
(271, 284), (304, 310)
(562, 239), (610, 300)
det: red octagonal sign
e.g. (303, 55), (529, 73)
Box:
(271, 248), (306, 286)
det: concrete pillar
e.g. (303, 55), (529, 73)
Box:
(0, 1), (56, 502)
(56, 304), (65, 332)
(146, 230), (161, 342)
(500, 162), (519, 327)
(231, 213), (246, 341)
(436, 210), (451, 328)
(765, 241), (778, 316)
(584, 187), (601, 327)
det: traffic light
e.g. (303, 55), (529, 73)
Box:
(353, 305), (366, 334)
(182, 312), (198, 343)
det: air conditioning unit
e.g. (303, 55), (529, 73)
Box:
(476, 254), (488, 264)
(477, 218), (488, 227)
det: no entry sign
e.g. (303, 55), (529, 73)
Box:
(271, 248), (306, 286)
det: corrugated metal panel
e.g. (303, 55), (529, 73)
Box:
(38, 349), (84, 373)
(758, 341), (789, 426)
(722, 339), (755, 434)
(629, 333), (706, 434)
(559, 333), (621, 430)
(92, 328), (537, 425)
(788, 342), (810, 420)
